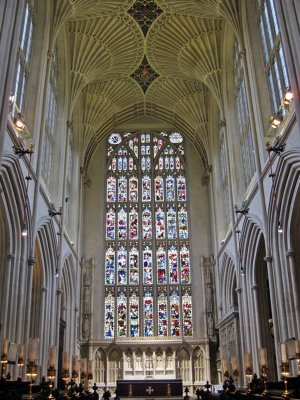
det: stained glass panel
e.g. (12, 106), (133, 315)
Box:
(168, 245), (178, 283)
(143, 246), (153, 284)
(180, 245), (190, 284)
(167, 207), (177, 239)
(157, 289), (168, 337)
(129, 247), (139, 284)
(105, 289), (115, 338)
(142, 207), (152, 240)
(144, 288), (154, 336)
(178, 206), (188, 239)
(105, 246), (115, 284)
(166, 175), (175, 201)
(117, 246), (127, 285)
(129, 207), (138, 240)
(118, 207), (127, 240)
(117, 290), (127, 337)
(129, 291), (139, 337)
(157, 246), (167, 284)
(106, 208), (115, 240)
(156, 207), (165, 239)
(107, 176), (116, 202)
(182, 289), (193, 337)
(177, 175), (186, 201)
(129, 176), (138, 201)
(142, 176), (151, 201)
(118, 176), (127, 202)
(170, 288), (181, 336)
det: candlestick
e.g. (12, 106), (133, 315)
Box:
(245, 352), (251, 369)
(48, 346), (57, 367)
(72, 355), (79, 381)
(245, 366), (252, 394)
(260, 364), (268, 397)
(280, 362), (290, 399)
(28, 338), (39, 362)
(281, 342), (287, 363)
(259, 347), (267, 367)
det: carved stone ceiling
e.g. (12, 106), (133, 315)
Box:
(53, 0), (238, 168)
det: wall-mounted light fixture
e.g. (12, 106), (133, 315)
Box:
(270, 111), (283, 129)
(235, 204), (249, 276)
(13, 112), (26, 131)
(283, 86), (293, 107)
(48, 205), (62, 218)
(13, 144), (34, 158)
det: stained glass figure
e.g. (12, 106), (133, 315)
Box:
(111, 157), (116, 171)
(175, 156), (180, 170)
(155, 176), (164, 201)
(107, 176), (116, 202)
(165, 175), (175, 201)
(118, 207), (127, 240)
(146, 156), (151, 170)
(178, 206), (188, 239)
(105, 246), (115, 284)
(180, 245), (190, 284)
(142, 176), (151, 201)
(144, 289), (154, 336)
(143, 246), (153, 284)
(168, 245), (178, 283)
(157, 246), (167, 284)
(129, 157), (134, 171)
(117, 290), (127, 337)
(156, 207), (165, 239)
(123, 156), (128, 171)
(177, 175), (186, 201)
(129, 207), (138, 240)
(167, 207), (177, 239)
(117, 246), (127, 285)
(118, 157), (123, 171)
(141, 156), (146, 171)
(106, 208), (115, 240)
(105, 289), (115, 338)
(129, 246), (139, 284)
(141, 145), (146, 155)
(182, 289), (192, 337)
(170, 289), (181, 336)
(157, 289), (168, 336)
(129, 291), (139, 337)
(118, 176), (127, 202)
(142, 207), (152, 240)
(159, 157), (164, 170)
(129, 176), (138, 201)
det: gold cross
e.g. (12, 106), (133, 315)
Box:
(146, 386), (154, 394)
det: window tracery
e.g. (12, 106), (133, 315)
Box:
(104, 132), (192, 338)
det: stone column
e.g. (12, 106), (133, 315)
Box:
(286, 250), (300, 334)
(1, 253), (15, 336)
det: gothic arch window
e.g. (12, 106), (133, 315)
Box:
(11, 0), (35, 116)
(234, 39), (256, 189)
(104, 132), (192, 339)
(219, 133), (230, 228)
(257, 0), (290, 113)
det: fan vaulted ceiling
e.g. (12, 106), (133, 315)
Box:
(53, 0), (238, 169)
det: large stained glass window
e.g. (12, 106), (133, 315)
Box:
(104, 132), (193, 338)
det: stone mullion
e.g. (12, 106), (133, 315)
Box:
(286, 249), (300, 334)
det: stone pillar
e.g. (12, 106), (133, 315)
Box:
(1, 253), (15, 336)
(286, 250), (300, 334)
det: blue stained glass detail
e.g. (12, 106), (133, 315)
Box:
(129, 247), (139, 284)
(117, 247), (127, 285)
(158, 292), (168, 336)
(166, 175), (175, 201)
(105, 246), (115, 284)
(177, 175), (186, 201)
(129, 208), (138, 240)
(142, 207), (152, 240)
(178, 207), (188, 239)
(118, 176), (127, 202)
(117, 290), (127, 337)
(157, 247), (167, 284)
(106, 208), (115, 240)
(105, 290), (115, 338)
(142, 176), (151, 201)
(118, 207), (127, 240)
(155, 176), (164, 201)
(168, 246), (178, 283)
(180, 246), (190, 284)
(167, 207), (177, 239)
(129, 176), (138, 201)
(144, 290), (154, 336)
(129, 293), (139, 337)
(156, 207), (165, 239)
(107, 176), (116, 202)
(143, 247), (153, 284)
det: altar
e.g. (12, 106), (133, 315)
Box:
(116, 379), (183, 398)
